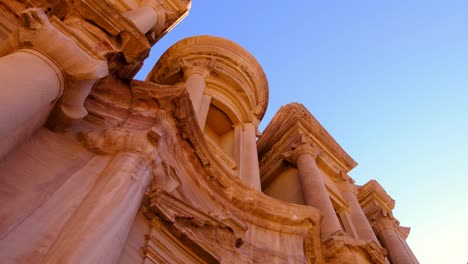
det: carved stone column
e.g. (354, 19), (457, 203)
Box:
(43, 130), (154, 264)
(358, 180), (418, 264)
(0, 8), (108, 158)
(372, 213), (419, 264)
(338, 173), (379, 243)
(239, 122), (262, 191)
(0, 49), (63, 141)
(181, 60), (212, 128)
(282, 143), (343, 239)
(124, 1), (166, 34)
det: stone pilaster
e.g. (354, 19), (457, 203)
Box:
(282, 143), (343, 239)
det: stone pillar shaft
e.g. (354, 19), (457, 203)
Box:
(124, 6), (159, 34)
(375, 218), (419, 264)
(0, 49), (63, 157)
(43, 152), (151, 264)
(296, 153), (342, 238)
(340, 181), (379, 242)
(239, 122), (261, 191)
(0, 8), (108, 158)
(185, 72), (206, 114)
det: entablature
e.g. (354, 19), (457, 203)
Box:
(357, 180), (395, 214)
(258, 103), (357, 189)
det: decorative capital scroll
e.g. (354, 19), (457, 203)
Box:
(0, 8), (109, 80)
(179, 57), (215, 79)
(337, 171), (357, 193)
(369, 208), (400, 236)
(281, 143), (322, 166)
(0, 8), (109, 120)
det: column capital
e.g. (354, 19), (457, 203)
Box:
(180, 58), (215, 79)
(0, 8), (108, 80)
(0, 8), (109, 120)
(337, 171), (357, 194)
(281, 143), (322, 166)
(370, 209), (400, 236)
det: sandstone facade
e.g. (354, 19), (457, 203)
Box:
(0, 1), (418, 263)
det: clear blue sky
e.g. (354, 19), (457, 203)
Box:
(135, 1), (468, 262)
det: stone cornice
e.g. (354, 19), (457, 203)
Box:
(0, 0), (191, 79)
(146, 35), (269, 124)
(258, 103), (357, 188)
(0, 8), (108, 79)
(357, 180), (411, 239)
(357, 180), (395, 212)
(70, 0), (190, 79)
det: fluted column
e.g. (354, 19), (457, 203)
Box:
(338, 174), (379, 243)
(239, 122), (262, 191)
(283, 143), (343, 239)
(43, 152), (152, 264)
(373, 214), (419, 264)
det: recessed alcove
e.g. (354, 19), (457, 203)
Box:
(203, 104), (235, 160)
(263, 167), (305, 204)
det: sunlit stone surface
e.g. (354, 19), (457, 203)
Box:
(0, 1), (417, 263)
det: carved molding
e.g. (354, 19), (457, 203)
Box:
(0, 8), (108, 79)
(147, 35), (269, 123)
(142, 216), (216, 264)
(357, 180), (412, 240)
(0, 8), (109, 121)
(336, 171), (357, 194)
(82, 77), (324, 262)
(180, 57), (215, 79)
(258, 104), (358, 190)
(357, 180), (395, 213)
(79, 128), (156, 157)
(258, 103), (357, 172)
(0, 0), (191, 79)
(281, 143), (323, 166)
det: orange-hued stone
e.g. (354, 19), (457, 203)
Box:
(0, 1), (417, 263)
